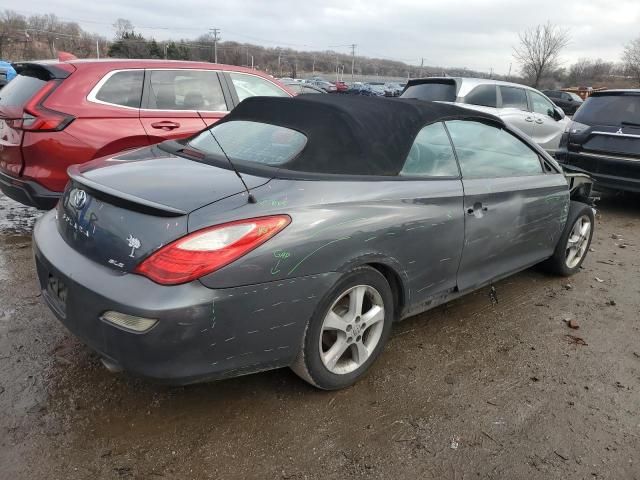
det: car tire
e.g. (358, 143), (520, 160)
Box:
(290, 266), (394, 390)
(542, 201), (594, 276)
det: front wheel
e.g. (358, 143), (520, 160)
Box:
(291, 266), (394, 390)
(542, 201), (594, 276)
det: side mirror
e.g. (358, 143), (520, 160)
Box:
(552, 106), (565, 121)
(567, 97), (573, 102)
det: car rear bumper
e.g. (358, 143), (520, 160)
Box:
(557, 150), (640, 193)
(0, 170), (60, 209)
(33, 210), (339, 385)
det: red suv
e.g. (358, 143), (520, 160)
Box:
(0, 59), (292, 209)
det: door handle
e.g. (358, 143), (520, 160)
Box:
(467, 203), (488, 216)
(151, 121), (180, 130)
(525, 116), (534, 122)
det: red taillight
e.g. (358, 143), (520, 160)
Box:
(21, 80), (74, 132)
(135, 215), (291, 285)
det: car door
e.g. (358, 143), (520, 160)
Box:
(139, 69), (230, 142)
(497, 86), (535, 137)
(223, 71), (291, 106)
(445, 119), (568, 293)
(527, 89), (565, 153)
(397, 122), (465, 302)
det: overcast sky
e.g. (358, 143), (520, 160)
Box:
(5, 0), (639, 74)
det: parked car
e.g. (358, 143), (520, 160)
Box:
(33, 94), (594, 390)
(0, 59), (293, 209)
(543, 90), (584, 115)
(556, 89), (640, 192)
(384, 83), (403, 97)
(307, 79), (337, 93)
(334, 81), (349, 92)
(401, 77), (570, 155)
(0, 60), (17, 83)
(368, 82), (386, 97)
(346, 83), (375, 96)
(281, 80), (326, 95)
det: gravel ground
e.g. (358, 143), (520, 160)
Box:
(0, 192), (638, 480)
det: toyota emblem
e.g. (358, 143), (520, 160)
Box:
(69, 188), (87, 209)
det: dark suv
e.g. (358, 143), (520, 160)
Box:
(556, 90), (640, 192)
(542, 90), (583, 115)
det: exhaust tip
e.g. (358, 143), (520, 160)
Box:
(101, 357), (123, 373)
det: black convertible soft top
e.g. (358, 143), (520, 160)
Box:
(219, 94), (504, 176)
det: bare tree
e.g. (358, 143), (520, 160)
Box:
(513, 22), (570, 88)
(623, 37), (640, 87)
(113, 18), (134, 40)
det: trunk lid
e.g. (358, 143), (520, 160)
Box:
(58, 144), (270, 272)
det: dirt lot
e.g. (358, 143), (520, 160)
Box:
(0, 192), (638, 480)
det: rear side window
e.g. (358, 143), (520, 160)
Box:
(187, 120), (306, 166)
(545, 91), (559, 99)
(445, 120), (543, 178)
(573, 95), (640, 126)
(146, 70), (227, 111)
(94, 70), (144, 108)
(229, 73), (289, 102)
(0, 75), (46, 107)
(463, 85), (497, 108)
(401, 82), (457, 102)
(400, 122), (459, 177)
(499, 86), (528, 110)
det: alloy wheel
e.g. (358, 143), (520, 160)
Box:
(565, 214), (591, 269)
(319, 285), (385, 375)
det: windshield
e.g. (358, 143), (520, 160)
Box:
(401, 82), (457, 101)
(187, 120), (307, 166)
(573, 95), (640, 126)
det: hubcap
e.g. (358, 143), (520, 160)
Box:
(319, 285), (385, 375)
(565, 215), (591, 269)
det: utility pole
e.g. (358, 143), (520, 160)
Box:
(96, 39), (100, 59)
(277, 48), (282, 76)
(350, 44), (357, 82)
(420, 57), (424, 78)
(164, 43), (168, 60)
(507, 63), (512, 80)
(209, 28), (220, 63)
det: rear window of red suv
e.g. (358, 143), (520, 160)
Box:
(0, 75), (46, 107)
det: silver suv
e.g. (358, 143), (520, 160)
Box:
(401, 77), (569, 155)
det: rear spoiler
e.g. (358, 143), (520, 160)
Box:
(68, 166), (186, 217)
(12, 62), (75, 81)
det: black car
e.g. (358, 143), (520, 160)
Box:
(556, 89), (640, 192)
(543, 90), (583, 115)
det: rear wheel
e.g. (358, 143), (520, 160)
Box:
(542, 201), (594, 276)
(291, 266), (394, 390)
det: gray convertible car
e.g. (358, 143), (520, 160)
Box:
(33, 95), (595, 390)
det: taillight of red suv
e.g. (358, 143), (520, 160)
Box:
(21, 80), (75, 132)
